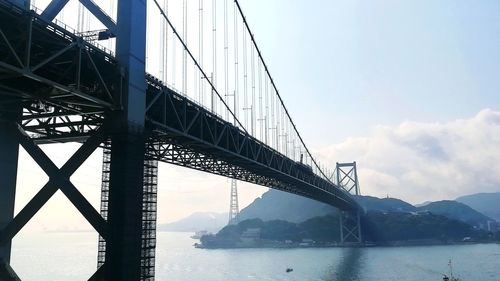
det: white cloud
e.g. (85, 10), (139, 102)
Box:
(316, 109), (500, 204)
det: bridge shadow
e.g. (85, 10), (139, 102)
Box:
(321, 248), (363, 281)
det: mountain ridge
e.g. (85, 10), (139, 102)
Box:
(238, 190), (497, 229)
(160, 191), (499, 233)
(456, 192), (500, 222)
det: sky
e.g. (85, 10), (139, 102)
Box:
(10, 0), (500, 232)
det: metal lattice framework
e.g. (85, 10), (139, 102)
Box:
(97, 140), (111, 268)
(336, 162), (360, 195)
(228, 179), (239, 225)
(140, 154), (158, 280)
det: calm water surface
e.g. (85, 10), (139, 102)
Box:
(10, 232), (500, 281)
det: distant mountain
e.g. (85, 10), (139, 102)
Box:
(238, 189), (497, 231)
(171, 191), (498, 235)
(363, 211), (474, 243)
(238, 189), (337, 223)
(158, 212), (227, 233)
(416, 200), (492, 228)
(239, 190), (419, 224)
(355, 196), (417, 213)
(456, 192), (500, 222)
(201, 212), (477, 248)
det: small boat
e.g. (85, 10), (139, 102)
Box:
(442, 260), (460, 281)
(286, 268), (293, 273)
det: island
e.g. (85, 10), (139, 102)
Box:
(196, 190), (500, 249)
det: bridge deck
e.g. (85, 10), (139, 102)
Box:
(0, 1), (358, 210)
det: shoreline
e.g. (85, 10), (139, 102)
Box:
(195, 240), (500, 250)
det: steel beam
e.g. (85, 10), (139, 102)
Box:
(103, 0), (148, 279)
(40, 0), (70, 21)
(105, 134), (146, 281)
(79, 0), (117, 34)
(115, 0), (147, 130)
(0, 100), (21, 265)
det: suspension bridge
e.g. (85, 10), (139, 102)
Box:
(0, 0), (361, 280)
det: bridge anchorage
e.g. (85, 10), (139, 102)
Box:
(0, 0), (361, 280)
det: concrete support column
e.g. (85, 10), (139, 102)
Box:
(0, 102), (21, 264)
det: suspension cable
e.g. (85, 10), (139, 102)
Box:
(233, 1), (239, 126)
(199, 0), (204, 104)
(182, 0), (187, 95)
(152, 0), (248, 134)
(224, 0), (229, 120)
(234, 0), (331, 182)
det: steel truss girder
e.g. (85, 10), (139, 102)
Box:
(0, 1), (119, 116)
(145, 85), (357, 210)
(20, 106), (103, 143)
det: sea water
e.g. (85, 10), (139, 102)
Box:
(10, 232), (500, 281)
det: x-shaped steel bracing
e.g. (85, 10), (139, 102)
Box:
(0, 122), (109, 279)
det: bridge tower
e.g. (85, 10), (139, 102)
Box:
(228, 179), (240, 225)
(336, 162), (363, 245)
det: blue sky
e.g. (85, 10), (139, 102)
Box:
(241, 0), (500, 145)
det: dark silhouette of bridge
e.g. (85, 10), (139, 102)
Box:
(0, 0), (361, 280)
